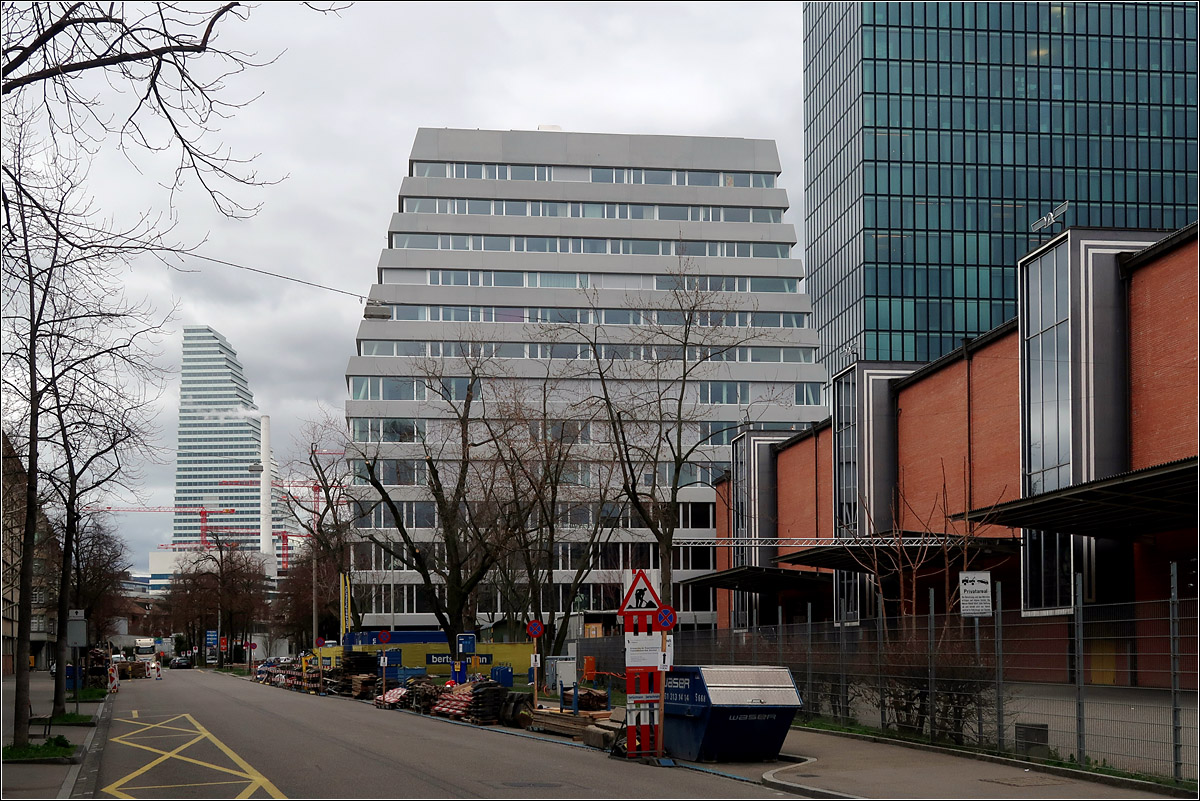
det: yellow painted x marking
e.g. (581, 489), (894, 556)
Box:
(101, 713), (285, 799)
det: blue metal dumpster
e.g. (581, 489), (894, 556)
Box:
(663, 666), (803, 762)
(64, 665), (79, 691)
(491, 665), (514, 687)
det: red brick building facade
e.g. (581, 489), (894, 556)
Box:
(708, 225), (1197, 687)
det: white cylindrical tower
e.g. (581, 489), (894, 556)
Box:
(259, 414), (276, 576)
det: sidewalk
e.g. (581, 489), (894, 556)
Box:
(676, 726), (1187, 799)
(2, 671), (103, 799)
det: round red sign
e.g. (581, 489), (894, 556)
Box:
(526, 620), (544, 638)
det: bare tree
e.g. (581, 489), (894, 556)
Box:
(349, 349), (534, 652)
(176, 531), (268, 668)
(481, 361), (621, 658)
(570, 257), (776, 609)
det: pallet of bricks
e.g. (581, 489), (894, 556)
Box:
(430, 680), (509, 725)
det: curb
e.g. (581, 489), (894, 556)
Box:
(761, 759), (864, 799)
(66, 690), (114, 799)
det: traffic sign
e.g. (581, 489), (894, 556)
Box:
(205, 630), (218, 647)
(378, 630), (392, 644)
(379, 655), (388, 668)
(656, 605), (677, 631)
(526, 620), (544, 638)
(220, 636), (227, 652)
(315, 637), (325, 648)
(618, 569), (661, 614)
(249, 642), (257, 650)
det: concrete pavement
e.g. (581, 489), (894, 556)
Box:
(2, 670), (106, 799)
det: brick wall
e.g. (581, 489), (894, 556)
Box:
(895, 330), (1021, 539)
(1128, 238), (1199, 470)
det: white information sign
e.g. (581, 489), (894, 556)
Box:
(625, 633), (673, 668)
(959, 571), (993, 617)
(530, 653), (541, 668)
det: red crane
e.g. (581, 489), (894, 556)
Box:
(88, 506), (235, 548)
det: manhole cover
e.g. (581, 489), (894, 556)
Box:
(981, 775), (1069, 787)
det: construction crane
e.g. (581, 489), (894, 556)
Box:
(204, 526), (311, 571)
(88, 506), (235, 549)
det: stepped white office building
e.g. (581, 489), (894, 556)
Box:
(345, 128), (827, 633)
(148, 325), (288, 593)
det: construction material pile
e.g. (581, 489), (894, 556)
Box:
(562, 686), (609, 711)
(430, 680), (509, 725)
(396, 675), (440, 713)
(375, 686), (405, 709)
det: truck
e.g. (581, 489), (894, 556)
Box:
(134, 638), (156, 662)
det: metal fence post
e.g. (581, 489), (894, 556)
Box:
(878, 592), (886, 732)
(806, 603), (813, 717)
(838, 608), (847, 724)
(928, 587), (936, 744)
(1074, 572), (1086, 766)
(1171, 562), (1182, 782)
(778, 605), (784, 667)
(994, 581), (1004, 752)
(974, 614), (982, 746)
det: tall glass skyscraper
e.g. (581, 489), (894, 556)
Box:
(170, 326), (285, 558)
(804, 2), (1198, 374)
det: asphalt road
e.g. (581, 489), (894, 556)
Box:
(93, 670), (790, 799)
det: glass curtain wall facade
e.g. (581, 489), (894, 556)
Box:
(346, 128), (827, 632)
(171, 326), (286, 562)
(804, 1), (1199, 375)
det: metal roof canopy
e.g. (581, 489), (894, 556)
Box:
(772, 536), (1020, 573)
(955, 457), (1197, 538)
(679, 565), (832, 594)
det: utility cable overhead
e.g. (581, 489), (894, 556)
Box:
(183, 251), (369, 301)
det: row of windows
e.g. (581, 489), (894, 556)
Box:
(866, 133), (1194, 178)
(862, 2), (1195, 41)
(403, 197), (785, 223)
(359, 339), (818, 364)
(389, 233), (792, 259)
(384, 268), (801, 295)
(348, 376), (820, 408)
(865, 94), (1196, 139)
(349, 581), (715, 616)
(862, 25), (1196, 71)
(865, 263), (1017, 301)
(385, 303), (810, 329)
(864, 297), (1015, 334)
(412, 161), (777, 188)
(864, 59), (1196, 106)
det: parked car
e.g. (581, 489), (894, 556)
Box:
(110, 654), (126, 663)
(169, 656), (191, 669)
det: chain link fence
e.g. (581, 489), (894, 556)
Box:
(579, 588), (1197, 784)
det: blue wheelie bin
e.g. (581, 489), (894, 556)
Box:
(663, 665), (803, 762)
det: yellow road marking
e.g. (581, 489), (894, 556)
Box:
(101, 712), (285, 799)
(122, 780), (250, 790)
(131, 710), (138, 719)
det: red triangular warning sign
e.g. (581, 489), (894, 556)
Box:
(617, 569), (661, 614)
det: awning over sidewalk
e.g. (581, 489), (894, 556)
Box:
(772, 536), (1020, 573)
(679, 565), (832, 594)
(955, 457), (1197, 538)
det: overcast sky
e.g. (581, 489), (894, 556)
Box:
(85, 2), (808, 571)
